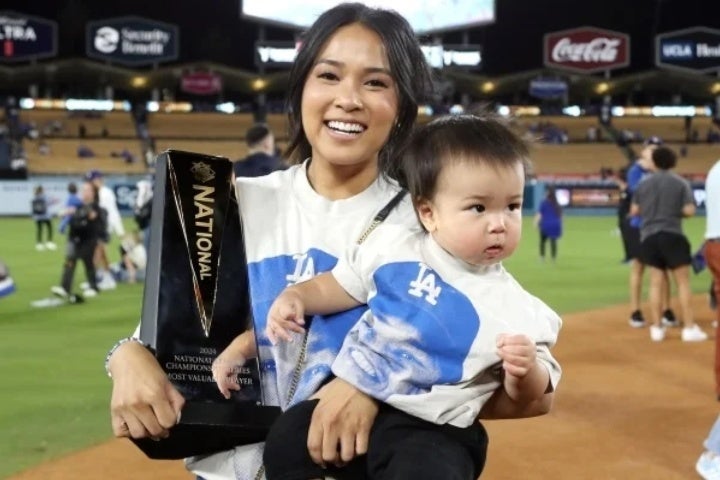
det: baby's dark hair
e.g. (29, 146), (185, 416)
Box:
(652, 146), (677, 170)
(400, 114), (531, 201)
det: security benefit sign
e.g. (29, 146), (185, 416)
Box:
(86, 16), (179, 66)
(544, 26), (630, 74)
(0, 11), (57, 62)
(656, 27), (720, 74)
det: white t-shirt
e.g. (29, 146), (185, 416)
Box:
(706, 160), (720, 240)
(331, 225), (562, 428)
(99, 185), (125, 236)
(187, 162), (418, 480)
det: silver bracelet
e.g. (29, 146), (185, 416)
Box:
(104, 336), (153, 378)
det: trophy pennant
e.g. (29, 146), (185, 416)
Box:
(167, 159), (227, 337)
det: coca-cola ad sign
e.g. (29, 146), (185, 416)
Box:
(544, 26), (630, 74)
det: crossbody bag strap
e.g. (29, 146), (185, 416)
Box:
(356, 189), (408, 245)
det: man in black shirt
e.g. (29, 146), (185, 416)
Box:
(233, 123), (286, 178)
(51, 180), (106, 299)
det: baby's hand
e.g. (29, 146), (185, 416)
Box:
(212, 354), (246, 399)
(496, 333), (537, 379)
(266, 290), (306, 345)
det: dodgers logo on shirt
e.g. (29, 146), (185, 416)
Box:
(336, 262), (480, 401)
(248, 248), (367, 407)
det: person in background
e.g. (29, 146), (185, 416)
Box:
(51, 180), (106, 299)
(133, 178), (153, 255)
(233, 123), (286, 178)
(614, 166), (633, 263)
(695, 157), (720, 479)
(31, 185), (56, 251)
(110, 231), (147, 284)
(0, 258), (15, 299)
(86, 170), (124, 290)
(534, 185), (563, 263)
(630, 146), (707, 342)
(626, 136), (676, 329)
(58, 182), (83, 234)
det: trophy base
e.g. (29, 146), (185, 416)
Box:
(132, 401), (281, 459)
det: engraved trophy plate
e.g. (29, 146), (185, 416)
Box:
(132, 150), (280, 459)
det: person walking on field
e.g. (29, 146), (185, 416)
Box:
(626, 137), (676, 329)
(534, 185), (562, 263)
(31, 185), (56, 251)
(630, 145), (707, 342)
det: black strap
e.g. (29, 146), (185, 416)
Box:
(356, 190), (408, 244)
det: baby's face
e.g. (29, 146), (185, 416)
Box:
(420, 158), (525, 266)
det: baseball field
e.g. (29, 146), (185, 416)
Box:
(1, 214), (716, 479)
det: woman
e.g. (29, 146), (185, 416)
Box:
(106, 4), (553, 479)
(534, 185), (563, 263)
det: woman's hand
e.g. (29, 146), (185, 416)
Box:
(307, 378), (378, 468)
(109, 341), (184, 439)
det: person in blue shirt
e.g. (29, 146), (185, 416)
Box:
(534, 185), (563, 263)
(625, 136), (676, 329)
(232, 123), (286, 178)
(58, 182), (83, 234)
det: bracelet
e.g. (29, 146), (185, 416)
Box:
(104, 336), (154, 378)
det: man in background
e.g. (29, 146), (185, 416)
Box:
(86, 170), (124, 290)
(626, 136), (675, 328)
(233, 123), (285, 178)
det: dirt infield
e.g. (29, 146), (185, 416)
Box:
(10, 296), (719, 480)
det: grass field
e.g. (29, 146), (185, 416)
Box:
(0, 215), (714, 477)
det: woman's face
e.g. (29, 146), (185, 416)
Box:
(301, 23), (399, 171)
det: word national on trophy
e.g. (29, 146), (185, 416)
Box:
(132, 150), (280, 459)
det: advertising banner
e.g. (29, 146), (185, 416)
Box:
(544, 26), (630, 74)
(0, 180), (137, 216)
(0, 11), (57, 62)
(86, 16), (179, 66)
(181, 72), (223, 95)
(656, 27), (720, 74)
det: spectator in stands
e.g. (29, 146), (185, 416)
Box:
(105, 5), (550, 479)
(626, 136), (676, 329)
(78, 123), (87, 138)
(58, 182), (83, 234)
(631, 146), (707, 342)
(86, 170), (124, 290)
(101, 125), (109, 138)
(534, 185), (563, 263)
(77, 144), (95, 158)
(38, 140), (50, 155)
(31, 185), (56, 251)
(233, 123), (286, 177)
(51, 180), (106, 299)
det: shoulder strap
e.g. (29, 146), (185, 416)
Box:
(356, 190), (408, 245)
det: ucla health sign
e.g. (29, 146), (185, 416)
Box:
(0, 11), (57, 62)
(86, 16), (178, 66)
(656, 27), (720, 73)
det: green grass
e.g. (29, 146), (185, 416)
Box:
(0, 215), (713, 477)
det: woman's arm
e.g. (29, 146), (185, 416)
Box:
(108, 340), (185, 439)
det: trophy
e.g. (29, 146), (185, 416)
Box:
(132, 150), (280, 459)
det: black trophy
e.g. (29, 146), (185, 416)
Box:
(132, 150), (280, 459)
